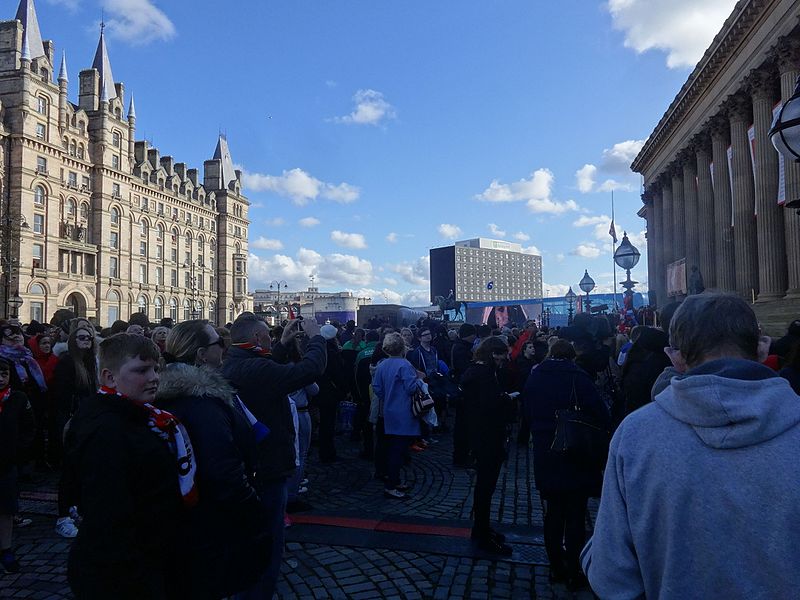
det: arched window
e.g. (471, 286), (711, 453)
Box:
(140, 220), (148, 237)
(36, 96), (47, 115)
(34, 186), (45, 206)
(69, 140), (76, 156)
(80, 202), (89, 221)
(108, 289), (121, 324)
(154, 297), (163, 321)
(30, 283), (45, 295)
(66, 198), (77, 218)
(110, 207), (120, 226)
(171, 228), (179, 244)
(137, 295), (148, 315)
(183, 299), (191, 322)
(77, 143), (84, 158)
(169, 298), (178, 321)
(157, 223), (165, 241)
(208, 301), (216, 324)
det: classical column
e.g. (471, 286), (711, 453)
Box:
(672, 166), (686, 263)
(652, 187), (666, 306)
(778, 38), (800, 298)
(644, 192), (657, 307)
(695, 133), (716, 289)
(710, 115), (736, 292)
(728, 94), (759, 299)
(749, 69), (787, 300)
(683, 152), (700, 276)
(661, 176), (674, 269)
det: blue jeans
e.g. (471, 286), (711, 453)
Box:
(287, 411), (311, 500)
(234, 478), (287, 600)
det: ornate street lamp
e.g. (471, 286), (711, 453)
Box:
(613, 232), (641, 309)
(565, 286), (577, 325)
(269, 280), (289, 317)
(579, 270), (595, 312)
(770, 76), (800, 208)
(7, 293), (23, 320)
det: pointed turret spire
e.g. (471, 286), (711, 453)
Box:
(127, 94), (136, 120)
(58, 51), (68, 83)
(92, 23), (116, 102)
(15, 0), (45, 60)
(213, 135), (237, 189)
(20, 29), (30, 62)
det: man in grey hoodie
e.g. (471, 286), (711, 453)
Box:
(581, 293), (800, 599)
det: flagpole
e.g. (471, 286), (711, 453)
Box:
(612, 190), (618, 311)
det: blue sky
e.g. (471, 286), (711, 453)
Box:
(32, 0), (738, 305)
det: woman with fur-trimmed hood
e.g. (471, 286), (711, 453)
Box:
(156, 320), (270, 600)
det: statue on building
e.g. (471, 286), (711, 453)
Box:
(76, 225), (85, 242)
(688, 265), (705, 295)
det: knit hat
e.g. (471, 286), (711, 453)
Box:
(458, 323), (476, 338)
(320, 324), (338, 340)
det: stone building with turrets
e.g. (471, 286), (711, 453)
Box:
(0, 0), (251, 325)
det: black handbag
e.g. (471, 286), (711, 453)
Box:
(411, 388), (435, 417)
(550, 379), (610, 468)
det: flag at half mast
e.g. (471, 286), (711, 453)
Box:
(609, 220), (618, 244)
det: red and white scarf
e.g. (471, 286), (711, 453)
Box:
(100, 386), (198, 507)
(0, 387), (11, 416)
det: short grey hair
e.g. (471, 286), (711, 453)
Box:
(382, 332), (406, 357)
(669, 293), (759, 367)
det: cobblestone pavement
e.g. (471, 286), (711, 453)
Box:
(2, 416), (596, 599)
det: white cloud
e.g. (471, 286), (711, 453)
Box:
(249, 248), (373, 289)
(264, 217), (285, 227)
(571, 243), (603, 259)
(475, 168), (554, 203)
(298, 217), (320, 228)
(574, 214), (622, 243)
(383, 277), (398, 286)
(438, 223), (462, 239)
(527, 198), (579, 215)
(351, 288), (430, 307)
(251, 237), (284, 251)
(333, 89), (397, 126)
(241, 167), (360, 206)
(102, 0), (176, 44)
(47, 0), (80, 10)
(555, 253), (566, 263)
(513, 232), (530, 241)
(543, 283), (571, 298)
(601, 140), (646, 173)
(521, 245), (542, 256)
(626, 230), (648, 248)
(331, 230), (367, 250)
(573, 215), (609, 227)
(576, 164), (597, 193)
(386, 232), (398, 243)
(488, 223), (507, 238)
(606, 0), (737, 69)
(389, 256), (430, 287)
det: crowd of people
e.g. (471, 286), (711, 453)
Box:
(1, 293), (800, 597)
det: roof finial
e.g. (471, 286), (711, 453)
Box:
(58, 51), (68, 83)
(92, 21), (116, 102)
(15, 0), (45, 60)
(128, 94), (136, 120)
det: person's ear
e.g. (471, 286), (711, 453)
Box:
(99, 368), (116, 388)
(664, 346), (688, 373)
(757, 336), (771, 363)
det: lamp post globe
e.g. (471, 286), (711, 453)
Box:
(770, 76), (800, 207)
(614, 232), (640, 307)
(565, 286), (577, 325)
(579, 270), (595, 313)
(7, 293), (23, 320)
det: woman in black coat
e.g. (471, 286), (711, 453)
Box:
(156, 320), (270, 599)
(461, 336), (515, 555)
(522, 339), (610, 589)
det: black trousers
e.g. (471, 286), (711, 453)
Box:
(317, 393), (338, 461)
(452, 397), (470, 463)
(541, 492), (589, 577)
(472, 455), (503, 537)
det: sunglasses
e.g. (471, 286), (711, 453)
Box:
(203, 337), (225, 349)
(75, 334), (93, 342)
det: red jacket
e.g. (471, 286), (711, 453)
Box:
(28, 336), (59, 385)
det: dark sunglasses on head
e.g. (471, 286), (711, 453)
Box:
(203, 337), (225, 349)
(75, 334), (93, 342)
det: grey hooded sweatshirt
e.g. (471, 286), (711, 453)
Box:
(582, 358), (800, 599)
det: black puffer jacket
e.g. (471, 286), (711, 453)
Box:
(221, 336), (326, 483)
(461, 362), (514, 462)
(621, 328), (671, 416)
(156, 364), (270, 599)
(0, 389), (34, 474)
(66, 393), (183, 599)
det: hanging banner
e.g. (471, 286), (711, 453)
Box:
(710, 161), (714, 188)
(667, 259), (687, 297)
(774, 102), (786, 205)
(748, 123), (758, 216)
(727, 146), (734, 226)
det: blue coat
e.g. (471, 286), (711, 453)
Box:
(522, 359), (610, 495)
(371, 357), (423, 436)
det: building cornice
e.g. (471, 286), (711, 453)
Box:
(631, 0), (774, 174)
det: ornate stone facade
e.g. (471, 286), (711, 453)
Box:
(0, 0), (251, 325)
(634, 0), (800, 334)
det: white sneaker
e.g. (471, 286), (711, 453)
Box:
(55, 516), (78, 538)
(297, 486), (308, 494)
